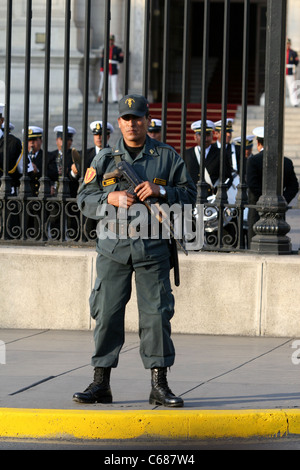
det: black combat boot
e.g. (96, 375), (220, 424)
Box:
(149, 367), (184, 407)
(73, 367), (112, 403)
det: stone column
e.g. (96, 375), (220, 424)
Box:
(110, 0), (125, 99)
(287, 0), (300, 79)
(0, 0), (84, 119)
(129, 0), (145, 93)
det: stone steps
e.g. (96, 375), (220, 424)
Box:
(233, 105), (300, 181)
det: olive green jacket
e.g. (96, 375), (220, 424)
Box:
(77, 136), (196, 265)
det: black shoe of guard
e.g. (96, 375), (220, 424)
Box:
(73, 367), (112, 404)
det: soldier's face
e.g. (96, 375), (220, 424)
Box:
(93, 133), (103, 148)
(28, 137), (42, 152)
(194, 131), (213, 148)
(245, 148), (252, 158)
(56, 136), (72, 151)
(118, 114), (150, 147)
(216, 130), (232, 144)
(93, 133), (110, 149)
(148, 130), (162, 141)
(226, 131), (232, 144)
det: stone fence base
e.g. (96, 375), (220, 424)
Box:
(0, 246), (299, 337)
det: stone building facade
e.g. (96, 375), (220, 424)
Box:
(0, 0), (299, 114)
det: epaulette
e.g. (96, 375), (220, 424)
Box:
(92, 146), (112, 166)
(152, 141), (178, 156)
(156, 141), (174, 151)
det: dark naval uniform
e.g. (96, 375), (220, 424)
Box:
(85, 147), (99, 170)
(184, 143), (221, 190)
(50, 148), (79, 198)
(28, 149), (58, 196)
(184, 119), (232, 195)
(77, 134), (196, 371)
(28, 149), (43, 196)
(247, 150), (299, 240)
(25, 126), (58, 196)
(0, 130), (22, 193)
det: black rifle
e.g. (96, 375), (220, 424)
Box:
(103, 159), (187, 286)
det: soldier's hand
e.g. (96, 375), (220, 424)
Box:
(134, 181), (159, 201)
(107, 190), (136, 208)
(71, 163), (78, 175)
(32, 163), (39, 174)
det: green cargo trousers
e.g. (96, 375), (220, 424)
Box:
(90, 252), (175, 369)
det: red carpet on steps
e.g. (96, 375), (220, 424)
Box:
(149, 103), (238, 153)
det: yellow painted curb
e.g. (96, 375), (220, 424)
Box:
(1, 409), (300, 440)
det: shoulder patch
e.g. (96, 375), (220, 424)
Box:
(84, 167), (96, 184)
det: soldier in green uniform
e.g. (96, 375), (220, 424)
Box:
(73, 94), (196, 407)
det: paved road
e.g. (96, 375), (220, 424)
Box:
(1, 329), (300, 449)
(1, 329), (300, 411)
(1, 436), (300, 450)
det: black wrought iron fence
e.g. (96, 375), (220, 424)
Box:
(0, 0), (297, 253)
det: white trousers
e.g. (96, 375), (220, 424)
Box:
(98, 71), (119, 102)
(286, 74), (299, 106)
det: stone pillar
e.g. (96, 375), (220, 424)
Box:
(287, 0), (300, 50)
(287, 0), (300, 79)
(0, 0), (146, 116)
(0, 0), (84, 118)
(128, 0), (146, 93)
(110, 0), (126, 99)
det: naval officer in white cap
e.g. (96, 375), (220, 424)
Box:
(18, 126), (58, 196)
(50, 125), (78, 198)
(85, 120), (114, 170)
(233, 134), (255, 160)
(147, 119), (162, 142)
(214, 118), (240, 173)
(184, 119), (232, 196)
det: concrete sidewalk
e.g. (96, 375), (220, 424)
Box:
(1, 329), (300, 440)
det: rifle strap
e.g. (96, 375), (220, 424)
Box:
(113, 153), (122, 166)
